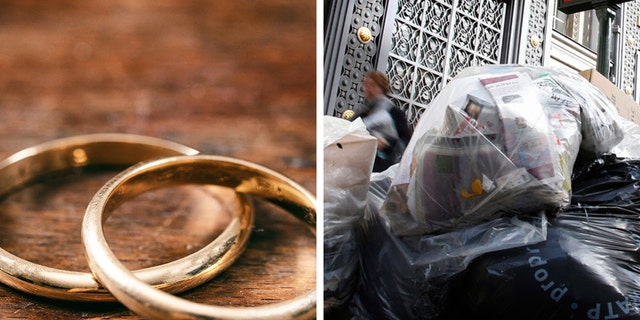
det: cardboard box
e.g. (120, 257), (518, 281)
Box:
(579, 68), (640, 125)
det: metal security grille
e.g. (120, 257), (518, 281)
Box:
(324, 0), (389, 119)
(385, 0), (507, 126)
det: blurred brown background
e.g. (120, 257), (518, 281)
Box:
(0, 0), (316, 318)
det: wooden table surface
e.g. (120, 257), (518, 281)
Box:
(0, 1), (317, 319)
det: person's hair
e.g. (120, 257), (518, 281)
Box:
(365, 70), (391, 95)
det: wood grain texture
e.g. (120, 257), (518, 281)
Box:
(0, 0), (316, 318)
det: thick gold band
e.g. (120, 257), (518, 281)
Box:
(0, 134), (254, 302)
(82, 154), (316, 320)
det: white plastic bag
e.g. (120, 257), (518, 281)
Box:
(323, 116), (377, 309)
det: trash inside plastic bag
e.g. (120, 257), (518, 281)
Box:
(324, 116), (377, 310)
(350, 170), (548, 319)
(382, 65), (624, 236)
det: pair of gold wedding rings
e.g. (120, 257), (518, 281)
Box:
(0, 133), (316, 320)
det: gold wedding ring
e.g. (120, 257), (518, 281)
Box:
(0, 134), (254, 302)
(82, 154), (316, 320)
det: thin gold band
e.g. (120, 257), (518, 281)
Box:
(82, 154), (316, 320)
(0, 134), (254, 302)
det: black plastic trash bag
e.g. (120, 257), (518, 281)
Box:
(571, 154), (640, 205)
(442, 205), (640, 320)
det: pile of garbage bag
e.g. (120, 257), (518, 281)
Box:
(324, 64), (640, 319)
(352, 155), (640, 319)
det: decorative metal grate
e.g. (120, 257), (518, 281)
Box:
(325, 0), (509, 127)
(622, 2), (640, 100)
(328, 0), (387, 118)
(386, 0), (507, 127)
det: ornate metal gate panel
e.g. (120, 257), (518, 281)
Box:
(385, 0), (507, 126)
(324, 0), (511, 127)
(621, 2), (640, 100)
(324, 0), (392, 119)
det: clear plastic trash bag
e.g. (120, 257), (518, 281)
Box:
(324, 116), (377, 310)
(382, 65), (623, 236)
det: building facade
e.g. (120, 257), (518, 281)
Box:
(324, 0), (640, 127)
